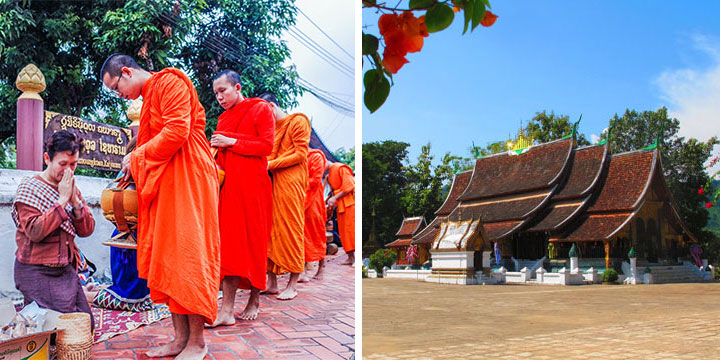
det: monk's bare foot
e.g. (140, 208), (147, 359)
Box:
(277, 287), (298, 300)
(145, 339), (186, 357)
(204, 312), (235, 328)
(175, 343), (207, 360)
(239, 301), (259, 321)
(313, 269), (324, 280)
(341, 258), (354, 265)
(260, 287), (278, 295)
(297, 273), (311, 283)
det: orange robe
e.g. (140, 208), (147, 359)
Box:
(131, 68), (220, 323)
(215, 98), (274, 290)
(267, 113), (311, 274)
(304, 149), (327, 262)
(328, 163), (355, 253)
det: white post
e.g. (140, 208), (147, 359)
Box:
(570, 257), (579, 273)
(520, 267), (530, 282)
(558, 267), (568, 285)
(482, 251), (492, 269)
(702, 259), (709, 271)
(587, 267), (597, 283)
(536, 267), (546, 284)
(629, 257), (638, 285)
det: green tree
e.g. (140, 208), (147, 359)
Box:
(362, 140), (409, 254)
(401, 143), (456, 219)
(600, 107), (720, 262)
(0, 0), (301, 143)
(526, 111), (590, 146)
(333, 146), (355, 171)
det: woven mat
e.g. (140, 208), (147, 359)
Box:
(92, 303), (170, 343)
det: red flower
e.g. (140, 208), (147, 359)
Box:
(382, 53), (409, 74)
(699, 187), (705, 195)
(706, 202), (713, 208)
(481, 10), (498, 27)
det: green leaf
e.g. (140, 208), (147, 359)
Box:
(409, 0), (436, 9)
(364, 69), (390, 113)
(425, 3), (454, 33)
(481, 0), (491, 9)
(462, 0), (473, 34)
(362, 33), (378, 55)
(471, 0), (485, 31)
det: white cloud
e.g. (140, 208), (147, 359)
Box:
(655, 34), (720, 144)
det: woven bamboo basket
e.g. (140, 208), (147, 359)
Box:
(55, 312), (92, 360)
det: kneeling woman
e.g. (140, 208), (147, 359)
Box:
(12, 130), (95, 331)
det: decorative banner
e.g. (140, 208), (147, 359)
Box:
(44, 111), (132, 172)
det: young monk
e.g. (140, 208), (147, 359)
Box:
(100, 54), (220, 360)
(299, 148), (328, 282)
(326, 160), (355, 265)
(12, 130), (95, 330)
(208, 70), (274, 324)
(259, 93), (310, 300)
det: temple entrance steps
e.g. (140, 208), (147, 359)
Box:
(645, 264), (709, 283)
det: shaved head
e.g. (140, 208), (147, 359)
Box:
(214, 69), (242, 87)
(100, 54), (142, 79)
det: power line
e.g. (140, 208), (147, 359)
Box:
(297, 8), (353, 60)
(287, 27), (353, 78)
(156, 5), (354, 116)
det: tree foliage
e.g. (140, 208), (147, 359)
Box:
(333, 146), (355, 171)
(0, 0), (301, 145)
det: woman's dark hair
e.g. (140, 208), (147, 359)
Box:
(45, 130), (85, 160)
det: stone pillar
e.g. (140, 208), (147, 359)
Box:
(520, 267), (530, 282)
(629, 257), (638, 285)
(702, 259), (709, 271)
(536, 267), (546, 284)
(126, 98), (142, 138)
(558, 267), (568, 285)
(15, 64), (46, 171)
(587, 267), (598, 283)
(482, 250), (492, 269)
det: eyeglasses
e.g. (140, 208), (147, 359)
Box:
(109, 73), (124, 95)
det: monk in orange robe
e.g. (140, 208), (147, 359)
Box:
(299, 148), (327, 282)
(259, 93), (310, 300)
(326, 160), (355, 265)
(101, 54), (220, 360)
(208, 70), (274, 324)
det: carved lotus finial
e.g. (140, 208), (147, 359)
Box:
(127, 98), (143, 125)
(16, 64), (46, 101)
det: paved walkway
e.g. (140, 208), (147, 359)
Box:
(91, 251), (355, 359)
(364, 279), (720, 359)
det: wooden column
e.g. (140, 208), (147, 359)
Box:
(15, 64), (46, 171)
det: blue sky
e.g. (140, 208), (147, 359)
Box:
(362, 2), (720, 163)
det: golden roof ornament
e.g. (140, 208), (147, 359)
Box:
(126, 98), (143, 127)
(15, 64), (46, 101)
(507, 125), (534, 151)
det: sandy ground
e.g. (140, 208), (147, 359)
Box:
(363, 279), (720, 358)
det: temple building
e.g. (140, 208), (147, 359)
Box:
(410, 129), (700, 284)
(386, 217), (426, 267)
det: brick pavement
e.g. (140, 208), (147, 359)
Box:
(92, 251), (354, 359)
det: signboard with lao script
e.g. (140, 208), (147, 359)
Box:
(43, 111), (132, 172)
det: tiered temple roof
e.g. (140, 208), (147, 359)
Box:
(386, 216), (426, 248)
(411, 171), (472, 246)
(415, 136), (695, 250)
